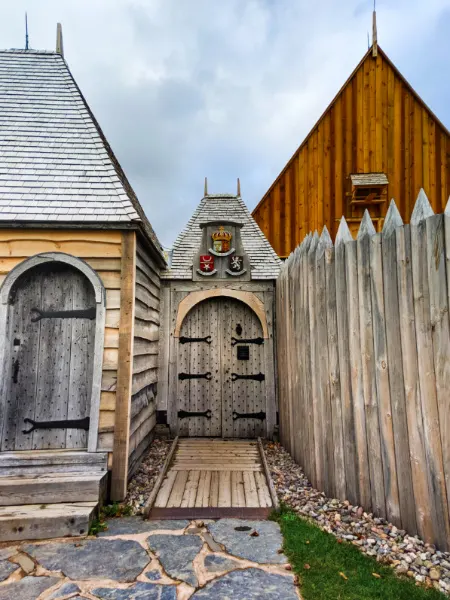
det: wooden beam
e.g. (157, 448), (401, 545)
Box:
(111, 231), (136, 500)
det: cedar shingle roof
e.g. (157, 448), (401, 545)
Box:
(163, 193), (281, 280)
(0, 49), (164, 259)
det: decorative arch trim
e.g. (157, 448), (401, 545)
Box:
(0, 252), (106, 452)
(174, 288), (269, 338)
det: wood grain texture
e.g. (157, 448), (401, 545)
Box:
(252, 48), (450, 256)
(111, 231), (136, 501)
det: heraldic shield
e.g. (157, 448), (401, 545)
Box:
(199, 254), (215, 273)
(229, 255), (244, 272)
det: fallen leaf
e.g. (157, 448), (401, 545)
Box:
(339, 572), (348, 581)
(304, 564), (311, 570)
(250, 531), (259, 537)
(372, 573), (381, 579)
(305, 540), (310, 545)
(285, 564), (292, 571)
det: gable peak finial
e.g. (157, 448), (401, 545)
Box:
(56, 23), (64, 57)
(237, 178), (241, 197)
(204, 177), (208, 197)
(372, 0), (378, 57)
(25, 12), (29, 50)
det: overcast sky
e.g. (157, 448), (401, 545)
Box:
(1, 0), (450, 246)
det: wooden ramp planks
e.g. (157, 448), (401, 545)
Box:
(148, 439), (274, 519)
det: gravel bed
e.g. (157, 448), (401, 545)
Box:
(264, 440), (450, 595)
(125, 438), (173, 514)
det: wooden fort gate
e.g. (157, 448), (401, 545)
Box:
(159, 189), (281, 438)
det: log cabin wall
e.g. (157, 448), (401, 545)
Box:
(252, 47), (450, 257)
(128, 238), (161, 475)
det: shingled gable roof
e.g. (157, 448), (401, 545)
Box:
(0, 49), (165, 262)
(163, 192), (281, 280)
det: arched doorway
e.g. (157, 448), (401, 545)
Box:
(0, 253), (105, 452)
(177, 296), (266, 438)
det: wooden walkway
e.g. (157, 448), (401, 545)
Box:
(147, 439), (277, 519)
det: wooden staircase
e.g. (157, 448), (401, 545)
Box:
(0, 450), (108, 541)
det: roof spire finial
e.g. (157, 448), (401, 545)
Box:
(56, 23), (64, 57)
(372, 0), (378, 57)
(237, 178), (241, 197)
(204, 177), (208, 197)
(25, 12), (29, 50)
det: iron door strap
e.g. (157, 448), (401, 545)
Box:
(22, 417), (90, 434)
(30, 307), (96, 322)
(231, 337), (264, 346)
(233, 411), (266, 421)
(178, 409), (212, 419)
(178, 372), (212, 381)
(179, 335), (212, 344)
(231, 372), (265, 382)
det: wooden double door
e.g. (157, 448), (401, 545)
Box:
(177, 297), (266, 438)
(1, 263), (96, 451)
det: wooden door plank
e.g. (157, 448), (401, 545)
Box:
(154, 471), (177, 508)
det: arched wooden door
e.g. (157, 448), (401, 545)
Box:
(177, 297), (266, 438)
(1, 262), (96, 451)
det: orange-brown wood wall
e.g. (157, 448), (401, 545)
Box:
(252, 48), (450, 257)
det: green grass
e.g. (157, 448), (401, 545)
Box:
(88, 502), (133, 535)
(274, 507), (446, 600)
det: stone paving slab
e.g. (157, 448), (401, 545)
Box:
(0, 575), (60, 600)
(23, 539), (149, 582)
(207, 519), (288, 564)
(203, 554), (242, 573)
(91, 582), (177, 599)
(191, 568), (298, 599)
(48, 582), (81, 599)
(97, 517), (188, 536)
(0, 558), (18, 581)
(147, 533), (203, 587)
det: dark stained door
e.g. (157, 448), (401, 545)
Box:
(177, 298), (265, 438)
(1, 263), (96, 451)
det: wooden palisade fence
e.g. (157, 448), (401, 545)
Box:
(276, 190), (450, 550)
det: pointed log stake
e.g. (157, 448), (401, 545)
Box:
(56, 23), (64, 57)
(411, 188), (434, 225)
(317, 225), (333, 259)
(204, 177), (208, 197)
(357, 209), (377, 239)
(382, 199), (403, 238)
(237, 178), (241, 197)
(335, 216), (353, 245)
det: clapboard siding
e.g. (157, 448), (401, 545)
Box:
(0, 229), (122, 455)
(128, 239), (161, 473)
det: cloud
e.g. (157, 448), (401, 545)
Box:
(1, 0), (450, 245)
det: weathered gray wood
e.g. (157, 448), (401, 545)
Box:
(0, 502), (97, 542)
(411, 196), (450, 549)
(143, 436), (179, 517)
(257, 437), (279, 509)
(396, 224), (434, 542)
(325, 239), (346, 499)
(0, 472), (107, 505)
(335, 218), (358, 505)
(426, 214), (450, 520)
(370, 233), (401, 525)
(357, 212), (385, 518)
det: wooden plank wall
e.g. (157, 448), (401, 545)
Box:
(0, 229), (122, 456)
(128, 238), (161, 475)
(253, 48), (450, 257)
(276, 192), (450, 550)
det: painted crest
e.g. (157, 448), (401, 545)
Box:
(199, 254), (215, 273)
(229, 255), (244, 272)
(211, 226), (232, 253)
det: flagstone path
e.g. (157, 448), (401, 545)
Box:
(0, 517), (300, 599)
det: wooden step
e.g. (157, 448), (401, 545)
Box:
(0, 450), (108, 476)
(0, 472), (107, 506)
(0, 502), (97, 542)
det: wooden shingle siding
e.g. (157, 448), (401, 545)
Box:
(253, 47), (450, 256)
(0, 229), (122, 454)
(128, 239), (160, 475)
